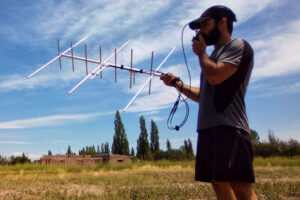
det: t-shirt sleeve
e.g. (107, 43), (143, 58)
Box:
(218, 39), (244, 68)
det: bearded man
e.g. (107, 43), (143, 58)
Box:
(161, 5), (257, 200)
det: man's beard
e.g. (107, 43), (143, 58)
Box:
(200, 24), (220, 45)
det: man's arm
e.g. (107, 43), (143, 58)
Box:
(192, 37), (237, 85)
(160, 73), (200, 103)
(198, 53), (237, 85)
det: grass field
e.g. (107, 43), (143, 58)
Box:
(0, 157), (299, 200)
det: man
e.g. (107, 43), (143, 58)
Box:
(161, 5), (257, 200)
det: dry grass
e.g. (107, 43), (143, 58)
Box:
(0, 158), (299, 199)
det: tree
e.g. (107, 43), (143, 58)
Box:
(79, 147), (85, 155)
(268, 130), (282, 156)
(131, 147), (135, 157)
(104, 142), (110, 154)
(0, 156), (9, 165)
(10, 153), (31, 165)
(101, 143), (105, 154)
(112, 111), (130, 155)
(97, 145), (100, 154)
(66, 145), (72, 156)
(181, 140), (188, 153)
(48, 150), (52, 156)
(150, 120), (160, 154)
(136, 115), (150, 160)
(287, 139), (299, 159)
(255, 142), (273, 158)
(250, 129), (260, 143)
(187, 139), (194, 157)
(268, 130), (279, 144)
(166, 139), (171, 152)
(79, 145), (95, 155)
(179, 139), (194, 160)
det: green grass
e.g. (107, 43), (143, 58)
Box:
(254, 156), (300, 167)
(0, 157), (299, 199)
(0, 159), (195, 174)
(0, 156), (298, 174)
(254, 182), (300, 200)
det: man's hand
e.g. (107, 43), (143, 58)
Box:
(192, 34), (206, 57)
(160, 73), (180, 87)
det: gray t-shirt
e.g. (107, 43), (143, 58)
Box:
(197, 38), (254, 133)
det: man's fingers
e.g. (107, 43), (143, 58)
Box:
(160, 73), (179, 87)
(197, 33), (205, 43)
(160, 74), (165, 80)
(192, 35), (206, 56)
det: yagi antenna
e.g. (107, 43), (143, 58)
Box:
(28, 37), (176, 112)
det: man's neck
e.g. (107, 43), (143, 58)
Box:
(214, 34), (233, 48)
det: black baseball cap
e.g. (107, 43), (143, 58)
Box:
(189, 5), (237, 30)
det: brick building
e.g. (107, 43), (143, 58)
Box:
(39, 154), (130, 166)
(94, 154), (131, 164)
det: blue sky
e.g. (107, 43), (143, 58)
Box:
(0, 0), (299, 160)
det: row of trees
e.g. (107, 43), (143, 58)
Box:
(78, 143), (110, 156)
(250, 130), (300, 159)
(109, 111), (300, 160)
(43, 111), (193, 161)
(112, 111), (194, 160)
(3, 111), (298, 165)
(0, 153), (31, 165)
(62, 111), (299, 160)
(58, 111), (194, 161)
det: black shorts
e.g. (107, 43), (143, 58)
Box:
(195, 125), (255, 183)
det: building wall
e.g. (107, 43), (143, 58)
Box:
(39, 154), (130, 166)
(94, 154), (131, 164)
(40, 155), (102, 166)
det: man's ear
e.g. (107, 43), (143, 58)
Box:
(219, 17), (228, 31)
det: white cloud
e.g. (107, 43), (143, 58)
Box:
(138, 110), (160, 116)
(10, 152), (23, 157)
(4, 0), (172, 43)
(249, 80), (300, 98)
(0, 61), (89, 93)
(251, 19), (300, 81)
(150, 116), (163, 122)
(0, 73), (68, 92)
(2, 0), (281, 93)
(4, 0), (279, 49)
(2, 0), (290, 107)
(0, 112), (114, 129)
(119, 0), (279, 64)
(28, 153), (44, 161)
(123, 63), (200, 113)
(0, 133), (28, 139)
(126, 89), (177, 112)
(0, 141), (32, 145)
(217, 0), (277, 23)
(180, 0), (278, 25)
